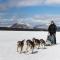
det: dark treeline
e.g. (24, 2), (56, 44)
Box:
(0, 27), (47, 31)
(0, 27), (60, 31)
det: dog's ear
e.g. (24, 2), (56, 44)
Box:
(17, 41), (19, 43)
(23, 39), (25, 42)
(32, 37), (35, 40)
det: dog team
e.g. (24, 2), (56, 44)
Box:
(16, 38), (46, 54)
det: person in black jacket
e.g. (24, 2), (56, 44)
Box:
(48, 21), (57, 44)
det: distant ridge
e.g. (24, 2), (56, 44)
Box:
(0, 27), (60, 31)
(0, 23), (60, 31)
(0, 27), (47, 31)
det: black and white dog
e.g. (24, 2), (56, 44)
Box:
(26, 39), (35, 53)
(17, 40), (25, 53)
(32, 38), (46, 49)
(32, 38), (40, 49)
(40, 39), (46, 48)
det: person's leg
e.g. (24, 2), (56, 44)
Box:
(51, 35), (55, 44)
(54, 33), (56, 44)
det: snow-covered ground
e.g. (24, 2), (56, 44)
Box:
(0, 31), (60, 60)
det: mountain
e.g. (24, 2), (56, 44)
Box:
(34, 24), (48, 30)
(11, 23), (33, 29)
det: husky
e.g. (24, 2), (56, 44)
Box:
(32, 38), (40, 49)
(40, 39), (46, 48)
(26, 39), (35, 53)
(17, 40), (25, 53)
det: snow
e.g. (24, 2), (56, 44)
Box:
(0, 31), (60, 60)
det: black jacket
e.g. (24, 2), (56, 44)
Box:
(48, 23), (57, 35)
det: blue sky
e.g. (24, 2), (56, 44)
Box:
(1, 4), (60, 17)
(0, 0), (60, 26)
(1, 0), (60, 16)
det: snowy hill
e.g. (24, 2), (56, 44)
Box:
(11, 23), (33, 29)
(0, 31), (60, 60)
(34, 24), (48, 30)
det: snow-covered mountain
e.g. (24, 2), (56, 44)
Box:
(0, 15), (60, 30)
(34, 24), (48, 30)
(11, 23), (33, 29)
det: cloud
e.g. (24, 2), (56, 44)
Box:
(0, 0), (46, 11)
(0, 3), (8, 11)
(0, 14), (60, 27)
(1, 0), (60, 11)
(7, 0), (60, 7)
(17, 0), (45, 7)
(45, 0), (60, 5)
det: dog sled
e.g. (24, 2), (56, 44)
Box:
(46, 34), (56, 46)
